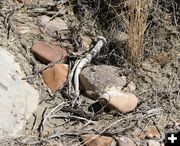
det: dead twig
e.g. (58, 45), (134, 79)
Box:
(68, 60), (81, 94)
(71, 36), (107, 106)
(22, 56), (63, 80)
(42, 102), (66, 128)
(37, 107), (47, 138)
(50, 114), (96, 124)
(48, 132), (80, 139)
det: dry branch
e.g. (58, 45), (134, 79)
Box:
(71, 36), (106, 105)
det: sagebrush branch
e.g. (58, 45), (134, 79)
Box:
(73, 36), (107, 100)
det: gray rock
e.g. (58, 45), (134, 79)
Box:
(80, 65), (127, 100)
(141, 62), (152, 71)
(0, 49), (39, 139)
(38, 15), (68, 38)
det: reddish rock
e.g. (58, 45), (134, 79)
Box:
(38, 15), (68, 38)
(133, 126), (160, 140)
(81, 134), (116, 146)
(31, 42), (67, 64)
(42, 64), (68, 91)
(145, 126), (161, 139)
(99, 91), (138, 113)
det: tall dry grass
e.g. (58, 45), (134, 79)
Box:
(127, 0), (152, 64)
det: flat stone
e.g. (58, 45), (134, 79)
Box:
(80, 65), (127, 100)
(118, 137), (136, 146)
(38, 15), (68, 38)
(99, 91), (138, 113)
(141, 62), (152, 72)
(31, 41), (68, 64)
(42, 64), (68, 91)
(81, 134), (116, 146)
(0, 49), (39, 139)
(145, 126), (161, 139)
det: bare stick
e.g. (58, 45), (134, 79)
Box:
(68, 60), (81, 94)
(42, 102), (66, 126)
(49, 115), (95, 124)
(73, 36), (106, 104)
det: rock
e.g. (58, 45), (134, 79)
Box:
(147, 140), (160, 146)
(82, 36), (92, 49)
(81, 134), (116, 146)
(80, 65), (127, 100)
(145, 126), (161, 139)
(118, 137), (136, 146)
(38, 15), (68, 38)
(80, 65), (138, 113)
(133, 126), (160, 140)
(141, 62), (152, 71)
(0, 49), (39, 139)
(175, 119), (180, 127)
(99, 91), (138, 113)
(42, 64), (68, 91)
(115, 31), (128, 42)
(16, 0), (32, 4)
(31, 41), (68, 64)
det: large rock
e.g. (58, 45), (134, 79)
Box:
(0, 49), (39, 139)
(80, 65), (138, 113)
(80, 65), (127, 100)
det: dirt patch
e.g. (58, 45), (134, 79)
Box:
(0, 0), (179, 146)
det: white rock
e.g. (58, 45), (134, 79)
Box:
(0, 49), (39, 140)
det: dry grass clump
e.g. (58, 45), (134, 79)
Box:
(127, 0), (152, 64)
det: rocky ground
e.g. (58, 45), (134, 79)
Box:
(0, 0), (179, 146)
